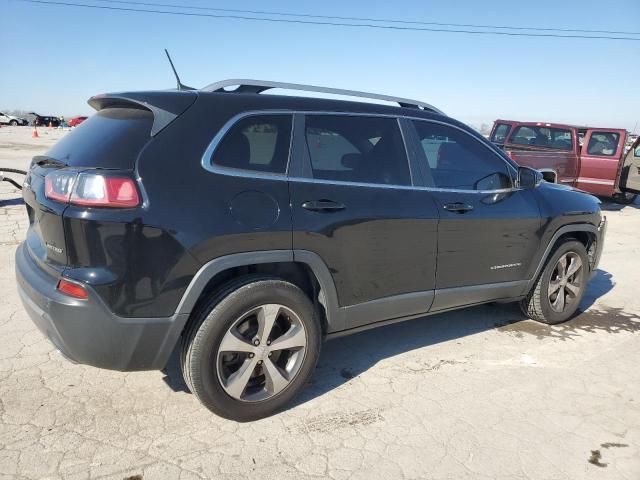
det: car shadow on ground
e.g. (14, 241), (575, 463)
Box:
(0, 197), (24, 207)
(599, 196), (640, 211)
(161, 269), (628, 405)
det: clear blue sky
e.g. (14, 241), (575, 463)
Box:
(2, 0), (639, 131)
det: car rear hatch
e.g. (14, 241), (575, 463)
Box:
(619, 137), (640, 194)
(22, 91), (197, 275)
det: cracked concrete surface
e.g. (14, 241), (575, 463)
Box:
(0, 126), (639, 479)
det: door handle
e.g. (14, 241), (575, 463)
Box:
(443, 202), (474, 213)
(301, 200), (346, 212)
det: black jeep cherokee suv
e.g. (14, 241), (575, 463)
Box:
(16, 80), (606, 421)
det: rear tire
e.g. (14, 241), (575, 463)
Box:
(181, 276), (321, 421)
(9, 120), (17, 126)
(612, 192), (637, 205)
(520, 240), (589, 324)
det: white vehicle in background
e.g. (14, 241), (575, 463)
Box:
(0, 112), (28, 126)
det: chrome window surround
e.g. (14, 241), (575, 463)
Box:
(201, 110), (519, 194)
(201, 112), (295, 179)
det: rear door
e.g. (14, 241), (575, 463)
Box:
(620, 137), (640, 194)
(289, 113), (439, 331)
(577, 128), (627, 196)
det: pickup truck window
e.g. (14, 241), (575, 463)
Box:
(412, 120), (512, 191)
(510, 126), (573, 151)
(586, 132), (620, 157)
(491, 123), (511, 143)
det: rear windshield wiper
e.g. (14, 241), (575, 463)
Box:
(32, 155), (67, 168)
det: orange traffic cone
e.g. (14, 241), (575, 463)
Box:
(32, 126), (39, 138)
(48, 121), (52, 128)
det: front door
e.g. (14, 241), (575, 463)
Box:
(407, 119), (541, 311)
(577, 129), (627, 197)
(620, 137), (640, 194)
(289, 113), (439, 330)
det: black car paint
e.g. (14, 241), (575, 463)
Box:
(16, 89), (604, 371)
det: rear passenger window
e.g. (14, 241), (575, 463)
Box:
(586, 132), (620, 156)
(412, 121), (512, 191)
(305, 115), (411, 186)
(212, 115), (292, 174)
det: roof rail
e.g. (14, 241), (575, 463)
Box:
(200, 79), (445, 115)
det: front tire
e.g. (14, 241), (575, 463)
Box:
(520, 240), (589, 324)
(9, 120), (17, 126)
(181, 277), (321, 421)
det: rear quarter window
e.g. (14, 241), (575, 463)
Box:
(44, 108), (153, 169)
(211, 114), (292, 174)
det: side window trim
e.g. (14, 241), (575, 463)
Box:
(200, 110), (516, 192)
(410, 118), (516, 192)
(201, 111), (294, 180)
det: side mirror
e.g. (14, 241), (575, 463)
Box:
(517, 166), (543, 189)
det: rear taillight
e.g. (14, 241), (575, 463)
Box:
(44, 170), (140, 208)
(57, 279), (88, 299)
(44, 170), (76, 203)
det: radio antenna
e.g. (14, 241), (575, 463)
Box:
(164, 49), (195, 91)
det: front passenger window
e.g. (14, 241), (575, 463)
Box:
(412, 121), (512, 191)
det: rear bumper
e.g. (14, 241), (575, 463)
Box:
(15, 243), (188, 371)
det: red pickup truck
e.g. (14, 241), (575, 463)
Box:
(490, 120), (640, 204)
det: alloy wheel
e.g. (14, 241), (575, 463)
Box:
(216, 304), (307, 402)
(548, 252), (583, 313)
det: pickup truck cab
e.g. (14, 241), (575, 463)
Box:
(490, 120), (637, 204)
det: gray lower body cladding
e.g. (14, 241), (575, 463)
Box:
(15, 243), (186, 371)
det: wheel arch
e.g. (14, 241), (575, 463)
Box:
(174, 250), (341, 334)
(525, 223), (599, 293)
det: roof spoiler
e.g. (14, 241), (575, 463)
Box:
(88, 91), (197, 136)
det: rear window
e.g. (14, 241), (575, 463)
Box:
(44, 108), (153, 169)
(586, 132), (620, 156)
(491, 123), (511, 143)
(509, 126), (573, 151)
